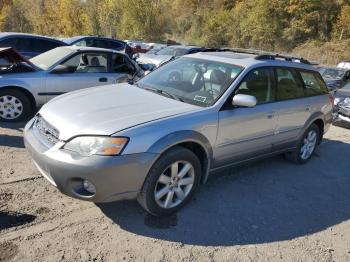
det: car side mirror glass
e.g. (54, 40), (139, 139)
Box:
(51, 64), (74, 74)
(232, 94), (257, 107)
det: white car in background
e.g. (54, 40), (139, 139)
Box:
(0, 46), (144, 121)
(337, 61), (350, 69)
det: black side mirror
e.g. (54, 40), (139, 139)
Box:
(139, 63), (155, 72)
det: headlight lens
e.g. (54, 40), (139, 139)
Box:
(63, 136), (129, 157)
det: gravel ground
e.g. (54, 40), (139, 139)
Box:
(0, 121), (350, 262)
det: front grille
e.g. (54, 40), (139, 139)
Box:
(339, 104), (350, 117)
(32, 115), (60, 147)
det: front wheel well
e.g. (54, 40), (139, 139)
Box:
(175, 141), (209, 183)
(0, 86), (36, 111)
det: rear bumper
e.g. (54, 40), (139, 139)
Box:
(24, 120), (158, 203)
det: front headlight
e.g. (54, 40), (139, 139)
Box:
(63, 136), (129, 157)
(334, 97), (341, 105)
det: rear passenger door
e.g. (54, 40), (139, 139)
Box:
(214, 67), (278, 167)
(272, 67), (312, 150)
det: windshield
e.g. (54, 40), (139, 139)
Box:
(30, 47), (73, 70)
(137, 57), (243, 107)
(319, 67), (346, 80)
(156, 47), (189, 57)
(343, 82), (350, 89)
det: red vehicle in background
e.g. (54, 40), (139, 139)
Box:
(131, 43), (150, 54)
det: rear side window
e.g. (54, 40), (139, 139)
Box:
(0, 38), (18, 48)
(73, 39), (87, 47)
(112, 53), (134, 74)
(300, 71), (329, 96)
(94, 39), (110, 49)
(0, 37), (30, 52)
(30, 38), (62, 53)
(107, 41), (124, 50)
(276, 68), (304, 100)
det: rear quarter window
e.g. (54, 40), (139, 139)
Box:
(299, 70), (329, 96)
(107, 41), (124, 50)
(0, 37), (30, 52)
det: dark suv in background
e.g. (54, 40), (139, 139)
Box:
(64, 35), (133, 58)
(0, 32), (67, 58)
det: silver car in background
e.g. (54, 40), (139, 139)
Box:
(24, 51), (333, 216)
(0, 46), (144, 121)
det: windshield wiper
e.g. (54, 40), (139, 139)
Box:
(143, 87), (184, 102)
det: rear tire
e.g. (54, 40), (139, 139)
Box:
(138, 146), (201, 216)
(285, 123), (320, 164)
(0, 89), (31, 122)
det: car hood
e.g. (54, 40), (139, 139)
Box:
(335, 89), (350, 99)
(39, 83), (200, 141)
(136, 54), (173, 67)
(324, 78), (342, 88)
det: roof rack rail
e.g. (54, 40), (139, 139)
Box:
(207, 48), (312, 65)
(254, 54), (312, 65)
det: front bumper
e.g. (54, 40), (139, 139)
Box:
(334, 104), (350, 124)
(24, 120), (158, 202)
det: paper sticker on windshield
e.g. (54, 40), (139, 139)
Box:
(194, 95), (207, 102)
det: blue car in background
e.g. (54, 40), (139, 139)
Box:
(0, 32), (67, 58)
(64, 35), (133, 58)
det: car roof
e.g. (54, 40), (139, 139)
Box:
(0, 32), (65, 43)
(55, 45), (123, 54)
(319, 66), (348, 71)
(186, 51), (318, 71)
(167, 45), (202, 50)
(64, 36), (126, 45)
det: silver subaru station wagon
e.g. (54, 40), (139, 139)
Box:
(24, 51), (333, 216)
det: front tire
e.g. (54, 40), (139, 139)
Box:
(138, 147), (201, 216)
(286, 123), (320, 164)
(0, 89), (31, 122)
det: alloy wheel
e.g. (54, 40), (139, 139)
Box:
(154, 161), (195, 209)
(300, 129), (317, 160)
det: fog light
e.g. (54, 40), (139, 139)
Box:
(82, 179), (96, 194)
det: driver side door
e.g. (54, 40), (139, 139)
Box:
(44, 51), (115, 102)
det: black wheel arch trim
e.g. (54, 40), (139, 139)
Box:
(299, 112), (327, 144)
(147, 130), (213, 183)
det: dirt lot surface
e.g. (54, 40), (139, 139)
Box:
(0, 121), (350, 262)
